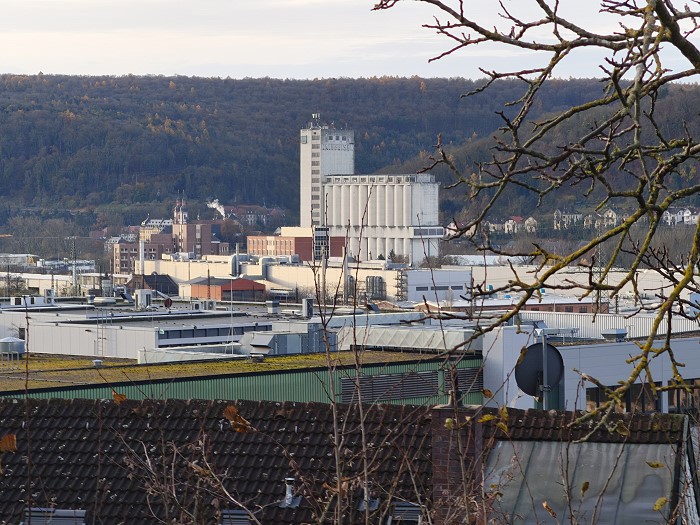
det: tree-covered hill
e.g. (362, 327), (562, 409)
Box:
(2, 74), (696, 231)
(0, 74), (610, 226)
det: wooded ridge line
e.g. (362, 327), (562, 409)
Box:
(0, 74), (695, 227)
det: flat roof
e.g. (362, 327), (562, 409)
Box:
(0, 350), (456, 392)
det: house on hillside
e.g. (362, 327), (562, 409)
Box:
(553, 209), (583, 230)
(523, 216), (538, 233)
(504, 216), (523, 234)
(662, 207), (700, 226)
(0, 398), (695, 524)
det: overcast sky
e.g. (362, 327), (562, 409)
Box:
(0, 1), (693, 79)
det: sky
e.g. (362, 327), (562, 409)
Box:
(0, 1), (693, 80)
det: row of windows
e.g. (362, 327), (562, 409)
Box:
(330, 176), (417, 184)
(413, 228), (444, 236)
(414, 285), (464, 292)
(157, 324), (268, 341)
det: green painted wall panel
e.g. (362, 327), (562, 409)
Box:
(1, 357), (483, 406)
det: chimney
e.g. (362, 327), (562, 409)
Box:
(284, 477), (294, 507)
(279, 477), (301, 508)
(431, 406), (484, 525)
(139, 240), (145, 276)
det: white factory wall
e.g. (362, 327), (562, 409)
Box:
(485, 326), (700, 413)
(144, 257), (476, 303)
(334, 324), (480, 352)
(29, 322), (157, 359)
(558, 337), (700, 412)
(482, 326), (535, 410)
(518, 310), (700, 339)
(324, 173), (441, 263)
(406, 269), (472, 303)
(462, 264), (692, 304)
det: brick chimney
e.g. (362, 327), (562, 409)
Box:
(431, 405), (485, 525)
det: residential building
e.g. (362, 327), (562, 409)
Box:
(662, 206), (700, 226)
(503, 216), (523, 234)
(226, 204), (286, 228)
(0, 398), (693, 524)
(553, 209), (583, 230)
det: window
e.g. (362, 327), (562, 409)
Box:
(312, 195), (320, 200)
(300, 135), (307, 144)
(312, 152), (320, 157)
(415, 286), (429, 291)
(312, 170), (320, 175)
(312, 143), (320, 149)
(311, 161), (319, 166)
(587, 382), (661, 413)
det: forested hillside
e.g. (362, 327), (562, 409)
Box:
(0, 74), (696, 234)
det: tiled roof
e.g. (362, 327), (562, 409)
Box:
(0, 398), (432, 524)
(0, 398), (690, 524)
(473, 406), (686, 444)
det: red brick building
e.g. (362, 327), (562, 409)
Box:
(247, 227), (344, 262)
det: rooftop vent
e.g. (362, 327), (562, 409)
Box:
(220, 509), (251, 525)
(279, 477), (302, 508)
(601, 328), (628, 342)
(20, 508), (86, 525)
(388, 501), (422, 524)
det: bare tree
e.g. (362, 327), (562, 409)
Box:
(374, 0), (700, 422)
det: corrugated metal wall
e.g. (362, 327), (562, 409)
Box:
(518, 311), (700, 339)
(1, 357), (483, 407)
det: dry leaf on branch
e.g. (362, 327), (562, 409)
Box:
(223, 404), (252, 433)
(0, 434), (16, 453)
(112, 389), (127, 405)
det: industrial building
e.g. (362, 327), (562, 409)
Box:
(299, 114), (355, 228)
(298, 115), (442, 264)
(323, 173), (442, 264)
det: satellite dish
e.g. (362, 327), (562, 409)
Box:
(515, 342), (564, 397)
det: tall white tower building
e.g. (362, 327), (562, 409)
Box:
(299, 114), (354, 227)
(298, 115), (443, 264)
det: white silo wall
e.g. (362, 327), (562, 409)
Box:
(377, 185), (386, 227)
(395, 184), (404, 226)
